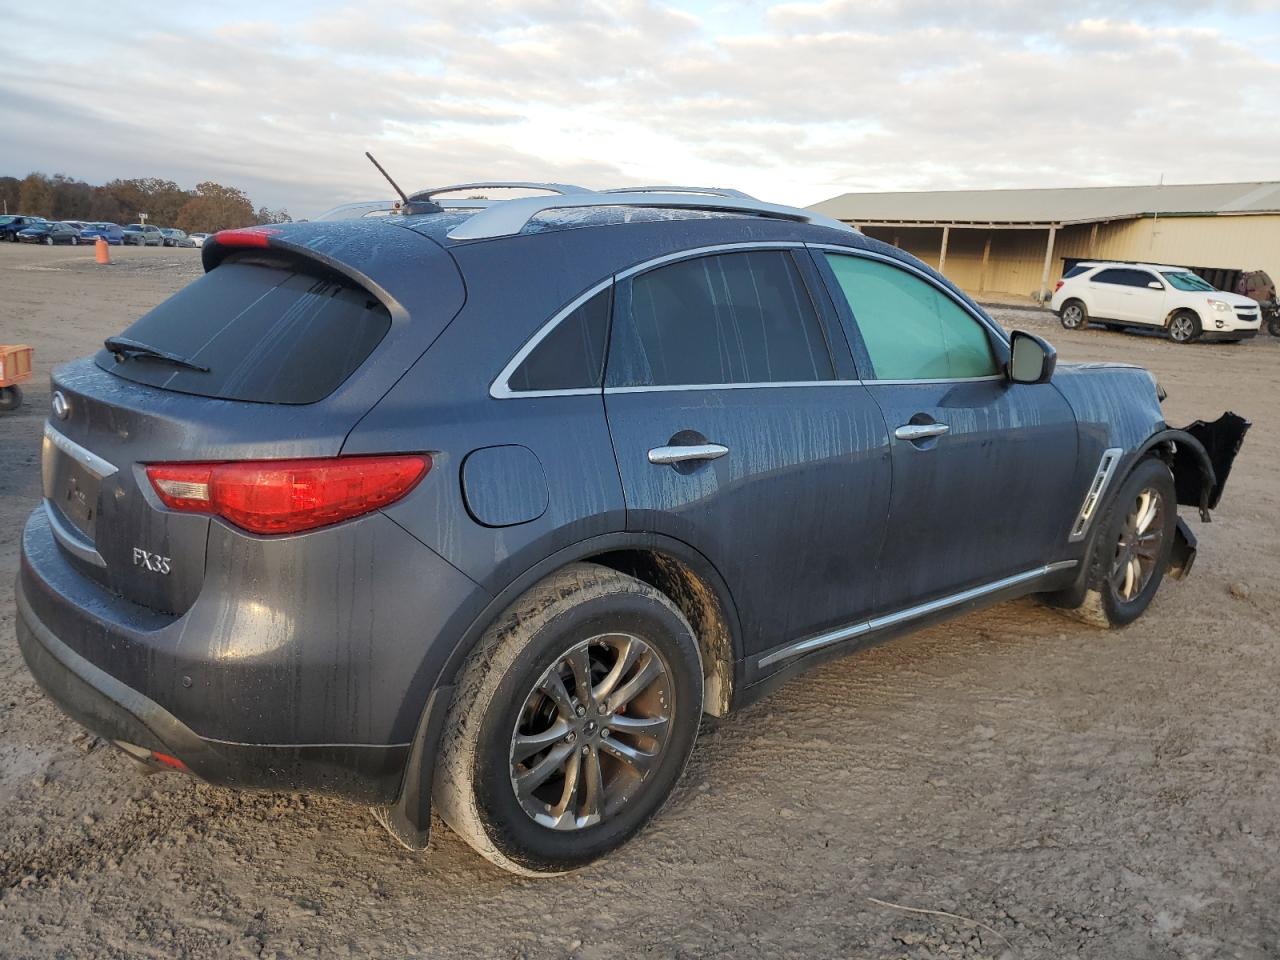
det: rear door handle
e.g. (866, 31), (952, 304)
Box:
(894, 423), (950, 441)
(647, 443), (729, 465)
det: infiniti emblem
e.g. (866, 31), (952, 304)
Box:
(51, 391), (70, 421)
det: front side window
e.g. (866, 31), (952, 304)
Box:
(824, 254), (999, 381)
(507, 288), (610, 392)
(607, 250), (834, 387)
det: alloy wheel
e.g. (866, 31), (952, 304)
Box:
(509, 633), (673, 831)
(1061, 305), (1083, 328)
(1109, 487), (1165, 601)
(1170, 315), (1195, 342)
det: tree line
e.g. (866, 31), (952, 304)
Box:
(0, 173), (292, 233)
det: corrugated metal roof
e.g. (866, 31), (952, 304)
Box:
(808, 181), (1280, 225)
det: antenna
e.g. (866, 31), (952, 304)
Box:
(366, 152), (409, 205)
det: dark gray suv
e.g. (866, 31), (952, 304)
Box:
(16, 184), (1247, 875)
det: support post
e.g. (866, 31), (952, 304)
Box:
(1088, 222), (1099, 257)
(979, 232), (992, 293)
(1038, 224), (1058, 302)
(938, 225), (950, 273)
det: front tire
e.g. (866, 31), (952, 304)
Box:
(1083, 457), (1178, 627)
(1059, 300), (1088, 330)
(435, 563), (703, 876)
(1169, 310), (1200, 343)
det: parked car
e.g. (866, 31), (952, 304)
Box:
(17, 185), (1248, 877)
(1052, 261), (1262, 343)
(159, 227), (191, 247)
(122, 223), (164, 246)
(0, 215), (47, 241)
(78, 222), (125, 245)
(188, 232), (212, 248)
(61, 220), (88, 232)
(16, 221), (81, 245)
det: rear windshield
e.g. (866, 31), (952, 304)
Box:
(96, 258), (391, 404)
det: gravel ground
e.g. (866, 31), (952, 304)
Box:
(0, 243), (1277, 959)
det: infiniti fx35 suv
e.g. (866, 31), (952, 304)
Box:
(17, 185), (1247, 875)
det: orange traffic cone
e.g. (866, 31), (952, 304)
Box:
(95, 236), (111, 265)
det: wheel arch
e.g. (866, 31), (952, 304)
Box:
(377, 531), (744, 850)
(1164, 305), (1204, 330)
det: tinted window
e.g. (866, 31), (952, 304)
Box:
(607, 250), (834, 387)
(507, 288), (610, 392)
(824, 254), (998, 381)
(1063, 265), (1092, 279)
(1092, 268), (1157, 287)
(97, 258), (391, 404)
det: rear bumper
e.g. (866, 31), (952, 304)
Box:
(17, 587), (407, 800)
(17, 505), (491, 802)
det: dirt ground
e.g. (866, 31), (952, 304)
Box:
(0, 242), (1277, 960)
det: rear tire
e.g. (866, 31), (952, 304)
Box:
(1059, 300), (1088, 330)
(1071, 457), (1178, 628)
(1169, 310), (1200, 343)
(0, 386), (22, 411)
(435, 562), (703, 876)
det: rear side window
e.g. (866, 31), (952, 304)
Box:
(1092, 268), (1157, 287)
(607, 250), (834, 387)
(507, 289), (610, 392)
(1063, 265), (1092, 279)
(97, 259), (391, 404)
(824, 253), (998, 381)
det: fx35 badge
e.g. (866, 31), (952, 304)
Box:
(132, 547), (172, 575)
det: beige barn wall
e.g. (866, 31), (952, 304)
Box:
(861, 214), (1280, 299)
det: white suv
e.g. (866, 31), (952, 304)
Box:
(1051, 262), (1262, 343)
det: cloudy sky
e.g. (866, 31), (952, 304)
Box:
(3, 1), (1278, 217)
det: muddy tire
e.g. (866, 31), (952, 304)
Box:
(1059, 300), (1088, 330)
(1071, 457), (1178, 628)
(434, 562), (703, 876)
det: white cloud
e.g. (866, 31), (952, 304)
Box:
(1, 1), (1277, 216)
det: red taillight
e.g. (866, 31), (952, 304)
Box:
(212, 227), (282, 248)
(1054, 280), (1065, 292)
(147, 455), (430, 534)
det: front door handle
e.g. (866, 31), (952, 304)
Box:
(648, 443), (729, 465)
(894, 423), (950, 442)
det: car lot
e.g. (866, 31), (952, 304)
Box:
(0, 241), (1277, 958)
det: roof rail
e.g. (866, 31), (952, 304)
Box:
(409, 181), (590, 202)
(599, 185), (757, 200)
(445, 191), (856, 241)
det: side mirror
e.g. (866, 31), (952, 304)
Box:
(1147, 281), (1163, 290)
(1008, 330), (1057, 384)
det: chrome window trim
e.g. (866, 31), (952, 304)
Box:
(489, 277), (615, 399)
(490, 241), (808, 400)
(604, 380), (862, 394)
(756, 560), (1079, 669)
(868, 375), (1005, 386)
(808, 241), (1008, 350)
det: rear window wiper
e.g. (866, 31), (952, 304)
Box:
(103, 336), (210, 373)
